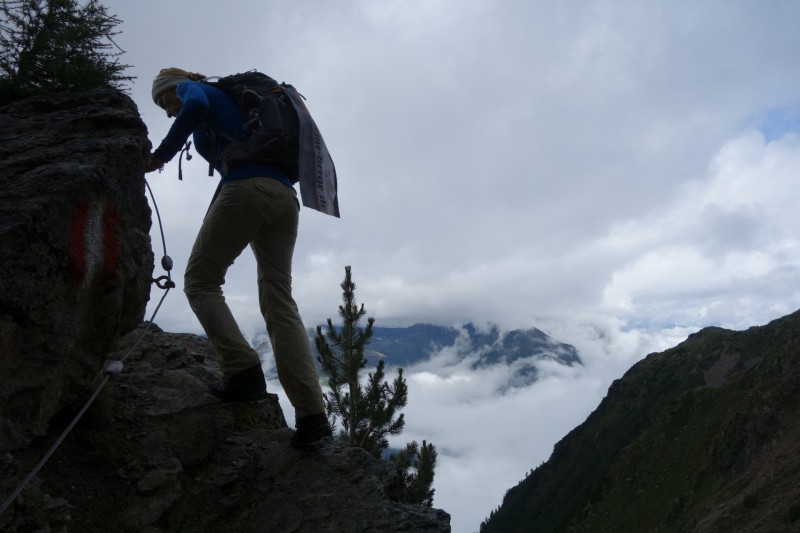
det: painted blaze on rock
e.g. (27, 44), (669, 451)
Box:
(0, 88), (153, 452)
(69, 199), (120, 287)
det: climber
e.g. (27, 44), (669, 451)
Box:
(144, 67), (331, 449)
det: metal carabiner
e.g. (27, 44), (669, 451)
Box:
(153, 275), (176, 290)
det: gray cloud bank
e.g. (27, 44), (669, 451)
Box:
(104, 1), (800, 531)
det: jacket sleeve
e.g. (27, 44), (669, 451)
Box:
(152, 82), (210, 162)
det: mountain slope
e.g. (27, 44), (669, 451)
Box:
(481, 310), (800, 532)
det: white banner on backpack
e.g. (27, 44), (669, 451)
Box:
(283, 85), (340, 218)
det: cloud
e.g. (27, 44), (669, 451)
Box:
(396, 350), (608, 533)
(126, 1), (800, 339)
(101, 1), (800, 531)
(597, 130), (800, 330)
(268, 336), (609, 533)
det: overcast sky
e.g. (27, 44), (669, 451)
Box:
(104, 1), (800, 530)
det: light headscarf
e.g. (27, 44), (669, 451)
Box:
(151, 75), (191, 104)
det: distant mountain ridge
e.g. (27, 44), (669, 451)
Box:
(368, 323), (581, 369)
(254, 322), (582, 388)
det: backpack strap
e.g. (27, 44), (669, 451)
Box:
(203, 123), (216, 177)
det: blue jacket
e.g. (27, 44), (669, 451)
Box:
(153, 81), (293, 187)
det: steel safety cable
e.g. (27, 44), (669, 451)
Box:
(145, 177), (176, 290)
(0, 291), (172, 516)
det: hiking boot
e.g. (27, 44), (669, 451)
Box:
(209, 364), (269, 402)
(290, 413), (332, 449)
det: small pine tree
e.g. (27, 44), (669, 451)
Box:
(390, 439), (438, 507)
(316, 265), (438, 506)
(315, 265), (408, 458)
(0, 0), (132, 104)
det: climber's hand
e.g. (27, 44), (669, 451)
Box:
(145, 154), (165, 173)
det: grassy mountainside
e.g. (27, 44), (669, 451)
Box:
(481, 310), (800, 532)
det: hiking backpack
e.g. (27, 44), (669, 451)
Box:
(203, 71), (301, 181)
(198, 70), (340, 218)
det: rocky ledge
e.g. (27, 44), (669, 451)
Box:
(1, 323), (451, 532)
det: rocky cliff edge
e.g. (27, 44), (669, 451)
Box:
(0, 89), (450, 532)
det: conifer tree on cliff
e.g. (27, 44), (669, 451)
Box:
(390, 439), (438, 507)
(316, 266), (438, 506)
(0, 0), (132, 105)
(316, 265), (407, 456)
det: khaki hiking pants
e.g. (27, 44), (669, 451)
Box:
(184, 177), (325, 419)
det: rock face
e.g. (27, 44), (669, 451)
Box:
(481, 310), (800, 533)
(0, 88), (153, 451)
(0, 89), (449, 531)
(1, 324), (451, 532)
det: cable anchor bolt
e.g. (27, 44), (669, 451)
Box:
(104, 360), (124, 376)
